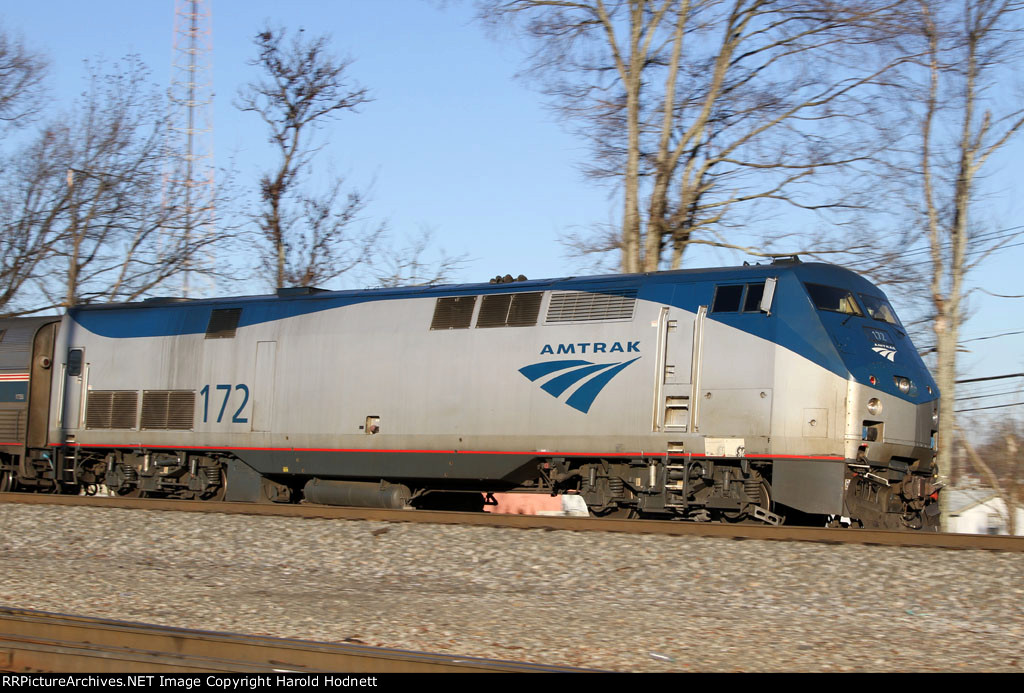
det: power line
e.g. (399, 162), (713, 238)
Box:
(916, 327), (1024, 353)
(961, 329), (1024, 343)
(852, 225), (1024, 264)
(956, 373), (1024, 384)
(954, 401), (1024, 413)
(958, 382), (1024, 399)
(968, 239), (1024, 257)
(958, 389), (1023, 402)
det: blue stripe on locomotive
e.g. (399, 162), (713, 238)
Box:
(66, 263), (936, 405)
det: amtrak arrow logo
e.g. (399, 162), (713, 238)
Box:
(519, 358), (640, 414)
(871, 346), (896, 362)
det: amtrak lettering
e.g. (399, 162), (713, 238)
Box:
(539, 341), (640, 355)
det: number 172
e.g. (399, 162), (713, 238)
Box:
(200, 384), (250, 423)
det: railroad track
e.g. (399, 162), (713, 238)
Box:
(2, 492), (1021, 551)
(0, 607), (593, 673)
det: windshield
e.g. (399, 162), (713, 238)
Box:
(804, 283), (863, 317)
(858, 293), (901, 325)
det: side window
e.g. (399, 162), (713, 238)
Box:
(711, 285), (744, 313)
(712, 283), (768, 314)
(742, 283), (765, 312)
(67, 348), (83, 377)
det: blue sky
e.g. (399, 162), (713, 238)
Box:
(1, 0), (1021, 404)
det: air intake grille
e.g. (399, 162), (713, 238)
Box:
(86, 391), (138, 429)
(0, 409), (24, 441)
(477, 292), (543, 328)
(546, 289), (637, 323)
(141, 390), (195, 430)
(430, 296), (476, 330)
(205, 308), (242, 339)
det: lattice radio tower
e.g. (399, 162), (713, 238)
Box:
(166, 0), (215, 297)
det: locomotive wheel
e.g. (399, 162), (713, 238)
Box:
(722, 480), (772, 523)
(0, 469), (15, 493)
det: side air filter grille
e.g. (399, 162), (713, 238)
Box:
(546, 289), (637, 323)
(205, 308), (242, 339)
(85, 391), (138, 429)
(430, 296), (476, 330)
(477, 292), (543, 328)
(141, 390), (195, 430)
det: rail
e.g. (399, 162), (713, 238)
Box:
(2, 492), (1022, 551)
(0, 607), (592, 673)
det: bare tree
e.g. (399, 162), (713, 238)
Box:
(237, 25), (383, 289)
(901, 0), (1024, 503)
(0, 23), (47, 128)
(0, 56), (223, 316)
(0, 25), (50, 312)
(480, 0), (913, 272)
(372, 227), (470, 288)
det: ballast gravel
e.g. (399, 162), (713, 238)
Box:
(0, 503), (1021, 672)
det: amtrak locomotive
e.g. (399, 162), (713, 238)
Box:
(0, 258), (941, 529)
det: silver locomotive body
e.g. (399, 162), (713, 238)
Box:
(0, 260), (940, 528)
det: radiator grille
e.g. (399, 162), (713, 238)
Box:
(141, 390), (195, 430)
(430, 296), (476, 330)
(477, 292), (542, 328)
(546, 290), (637, 323)
(85, 391), (138, 429)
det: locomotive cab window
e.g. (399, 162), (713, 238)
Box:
(858, 293), (901, 326)
(742, 283), (766, 312)
(712, 283), (768, 314)
(711, 285), (744, 313)
(804, 283), (863, 317)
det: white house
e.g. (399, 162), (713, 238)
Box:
(945, 487), (1024, 535)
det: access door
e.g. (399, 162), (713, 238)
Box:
(652, 292), (696, 433)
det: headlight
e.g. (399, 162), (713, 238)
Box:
(867, 398), (882, 416)
(932, 408), (939, 427)
(894, 376), (911, 394)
